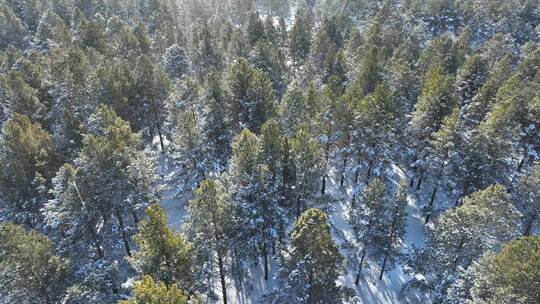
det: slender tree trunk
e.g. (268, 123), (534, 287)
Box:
(116, 211), (131, 257)
(296, 195), (302, 219)
(263, 243), (269, 280)
(415, 170), (424, 191)
(217, 251), (228, 304)
(365, 159), (373, 185)
(379, 249), (389, 280)
(340, 154), (347, 188)
(425, 185), (438, 224)
(355, 249), (367, 286)
(524, 212), (537, 236)
(517, 157), (525, 172)
(132, 211), (139, 224)
(321, 174), (326, 195)
(351, 167), (359, 207)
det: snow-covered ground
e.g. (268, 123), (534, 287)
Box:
(159, 155), (430, 303)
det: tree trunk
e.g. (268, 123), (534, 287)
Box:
(415, 170), (424, 191)
(340, 155), (347, 188)
(524, 212), (537, 236)
(351, 168), (359, 207)
(365, 159), (373, 185)
(296, 195), (302, 219)
(321, 174), (326, 195)
(218, 252), (228, 304)
(116, 211), (131, 257)
(263, 243), (269, 280)
(355, 249), (367, 286)
(132, 211), (139, 224)
(425, 185), (438, 224)
(379, 249), (389, 280)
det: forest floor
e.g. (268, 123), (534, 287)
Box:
(159, 155), (432, 303)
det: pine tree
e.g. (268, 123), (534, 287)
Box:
(226, 58), (276, 133)
(163, 44), (190, 80)
(2, 70), (45, 122)
(0, 114), (57, 227)
(349, 178), (387, 285)
(227, 129), (286, 280)
(514, 163), (540, 236)
(184, 179), (234, 304)
(414, 185), (521, 302)
(423, 108), (460, 223)
(0, 223), (70, 304)
(129, 204), (194, 291)
(0, 4), (26, 50)
(409, 64), (455, 190)
(290, 126), (325, 218)
(470, 236), (540, 304)
(278, 208), (351, 303)
(349, 84), (396, 203)
(378, 181), (408, 280)
(289, 10), (311, 67)
(200, 69), (230, 169)
(119, 275), (189, 304)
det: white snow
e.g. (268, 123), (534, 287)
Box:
(159, 156), (431, 303)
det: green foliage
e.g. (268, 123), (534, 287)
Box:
(130, 204), (194, 289)
(0, 114), (57, 225)
(0, 223), (70, 304)
(279, 208), (350, 303)
(119, 275), (189, 304)
(471, 236), (540, 304)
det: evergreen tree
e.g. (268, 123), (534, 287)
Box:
(349, 84), (396, 203)
(470, 236), (540, 304)
(414, 185), (521, 302)
(409, 64), (455, 190)
(227, 129), (285, 280)
(119, 275), (189, 304)
(0, 114), (57, 227)
(0, 223), (70, 304)
(514, 163), (540, 236)
(129, 204), (194, 291)
(289, 10), (311, 67)
(0, 4), (26, 50)
(278, 208), (351, 303)
(184, 179), (234, 304)
(378, 181), (408, 280)
(290, 126), (325, 218)
(349, 178), (387, 285)
(163, 44), (190, 80)
(226, 58), (276, 133)
(200, 69), (231, 168)
(423, 108), (461, 223)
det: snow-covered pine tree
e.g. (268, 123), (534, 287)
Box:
(377, 181), (408, 280)
(349, 178), (388, 284)
(129, 204), (194, 291)
(290, 125), (325, 218)
(226, 128), (286, 280)
(184, 179), (234, 304)
(277, 208), (352, 303)
(413, 185), (521, 302)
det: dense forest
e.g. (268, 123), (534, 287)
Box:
(0, 0), (539, 303)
